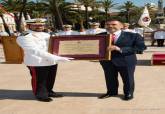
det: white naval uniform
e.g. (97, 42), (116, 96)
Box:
(57, 30), (79, 36)
(85, 28), (106, 35)
(134, 28), (144, 36)
(123, 29), (136, 33)
(154, 31), (165, 40)
(16, 32), (69, 66)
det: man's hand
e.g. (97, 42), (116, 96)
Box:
(107, 45), (121, 52)
(57, 57), (74, 62)
(48, 55), (74, 63)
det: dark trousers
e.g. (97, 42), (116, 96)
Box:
(27, 65), (58, 98)
(100, 61), (135, 95)
(157, 39), (164, 47)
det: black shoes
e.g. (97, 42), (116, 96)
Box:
(35, 91), (63, 102)
(98, 92), (134, 100)
(36, 97), (53, 102)
(48, 91), (63, 98)
(98, 92), (118, 99)
(123, 94), (133, 101)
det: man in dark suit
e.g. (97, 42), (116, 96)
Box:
(98, 19), (146, 100)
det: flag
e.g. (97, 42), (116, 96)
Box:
(138, 6), (151, 27)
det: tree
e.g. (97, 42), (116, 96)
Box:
(1, 0), (27, 32)
(76, 0), (96, 28)
(97, 0), (117, 21)
(42, 0), (64, 30)
(119, 1), (136, 23)
(18, 0), (27, 32)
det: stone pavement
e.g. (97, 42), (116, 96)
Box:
(0, 43), (165, 114)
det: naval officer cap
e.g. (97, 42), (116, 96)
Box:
(63, 24), (72, 28)
(123, 23), (130, 26)
(90, 22), (100, 26)
(25, 18), (47, 24)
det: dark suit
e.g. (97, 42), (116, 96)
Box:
(99, 31), (146, 95)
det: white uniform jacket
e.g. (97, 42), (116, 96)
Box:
(17, 32), (62, 66)
(57, 30), (79, 36)
(85, 28), (106, 35)
(154, 31), (165, 39)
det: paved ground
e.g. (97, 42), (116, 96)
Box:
(0, 42), (165, 114)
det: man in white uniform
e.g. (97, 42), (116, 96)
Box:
(57, 24), (79, 35)
(17, 24), (73, 102)
(154, 30), (165, 47)
(122, 23), (136, 33)
(85, 22), (106, 35)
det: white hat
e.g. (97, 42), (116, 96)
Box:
(25, 18), (47, 24)
(123, 23), (130, 26)
(90, 22), (100, 26)
(63, 24), (72, 28)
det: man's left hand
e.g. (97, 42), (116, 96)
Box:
(107, 45), (121, 52)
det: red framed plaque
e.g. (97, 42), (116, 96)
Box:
(49, 35), (110, 60)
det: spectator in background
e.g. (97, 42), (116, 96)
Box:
(57, 24), (79, 36)
(122, 23), (136, 33)
(85, 22), (106, 35)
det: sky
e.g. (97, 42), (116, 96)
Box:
(65, 0), (160, 7)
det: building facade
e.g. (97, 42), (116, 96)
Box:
(0, 13), (16, 32)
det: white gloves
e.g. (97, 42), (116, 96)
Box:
(47, 54), (74, 63)
(55, 56), (74, 62)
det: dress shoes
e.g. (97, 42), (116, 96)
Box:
(36, 97), (53, 102)
(48, 91), (63, 98)
(123, 94), (133, 101)
(98, 92), (118, 99)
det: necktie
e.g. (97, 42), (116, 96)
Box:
(111, 34), (116, 44)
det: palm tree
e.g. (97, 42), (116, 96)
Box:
(76, 0), (96, 28)
(17, 0), (27, 32)
(25, 1), (41, 18)
(97, 0), (117, 21)
(42, 0), (64, 30)
(1, 0), (27, 32)
(33, 1), (47, 18)
(119, 1), (136, 23)
(89, 2), (100, 22)
(68, 2), (86, 30)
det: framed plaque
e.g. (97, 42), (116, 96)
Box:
(49, 35), (111, 60)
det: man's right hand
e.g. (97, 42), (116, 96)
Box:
(57, 57), (74, 62)
(48, 55), (74, 63)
